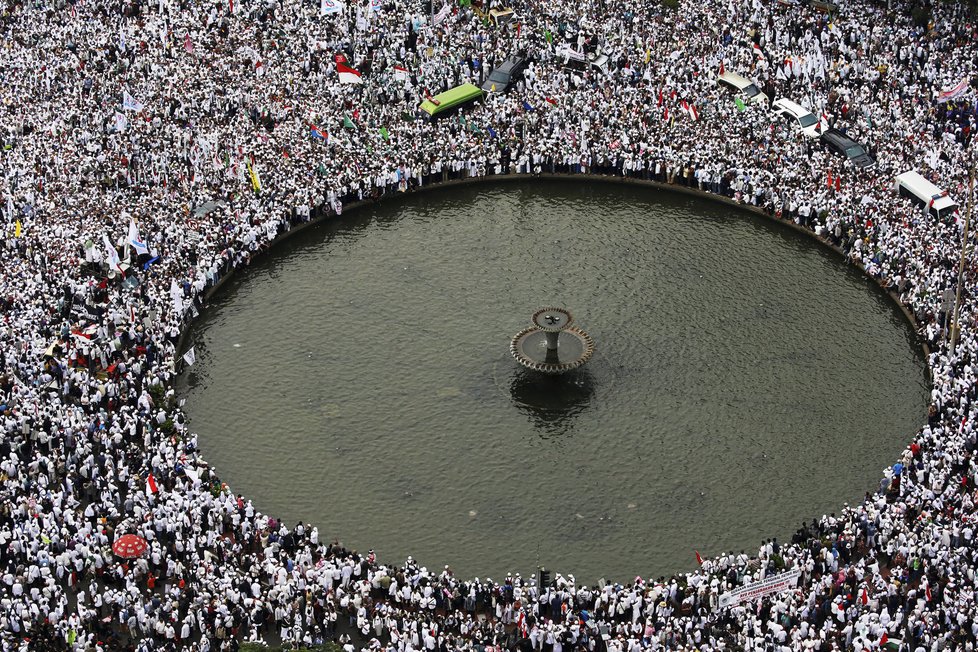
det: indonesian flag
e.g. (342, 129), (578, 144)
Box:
(681, 101), (699, 121)
(719, 60), (724, 76)
(337, 62), (362, 84)
(71, 325), (99, 343)
(926, 584), (932, 602)
(393, 65), (409, 82)
(694, 550), (704, 566)
(860, 588), (868, 605)
(146, 473), (159, 495)
(753, 43), (764, 59)
(938, 75), (970, 102)
(658, 88), (663, 106)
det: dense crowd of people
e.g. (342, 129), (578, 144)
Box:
(1, 0), (978, 648)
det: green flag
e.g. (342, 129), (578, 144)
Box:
(68, 630), (77, 646)
(734, 97), (746, 112)
(343, 116), (356, 129)
(380, 126), (390, 141)
(545, 29), (553, 44)
(459, 114), (467, 127)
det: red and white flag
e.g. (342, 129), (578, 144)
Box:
(938, 75), (970, 102)
(752, 43), (764, 59)
(146, 473), (160, 495)
(337, 62), (362, 84)
(393, 65), (409, 82)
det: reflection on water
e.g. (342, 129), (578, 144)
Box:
(507, 367), (596, 437)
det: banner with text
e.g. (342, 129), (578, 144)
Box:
(717, 569), (801, 610)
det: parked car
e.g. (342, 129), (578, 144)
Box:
(716, 71), (769, 105)
(481, 56), (530, 94)
(819, 128), (876, 168)
(771, 98), (823, 138)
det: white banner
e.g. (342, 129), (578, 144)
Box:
(718, 569), (800, 609)
(433, 4), (450, 24)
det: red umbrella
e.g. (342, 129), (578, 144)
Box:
(112, 534), (148, 559)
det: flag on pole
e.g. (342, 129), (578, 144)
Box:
(310, 124), (327, 140)
(734, 97), (747, 112)
(122, 89), (144, 112)
(343, 115), (356, 129)
(487, 126), (497, 139)
(246, 160), (261, 193)
(393, 64), (409, 82)
(183, 347), (197, 367)
(146, 473), (159, 494)
(379, 126), (390, 141)
(369, 0), (381, 11)
(337, 62), (363, 84)
(128, 220), (150, 256)
(184, 32), (193, 53)
(102, 235), (124, 273)
(695, 551), (704, 566)
(320, 0), (346, 14)
(14, 220), (21, 238)
(521, 100), (535, 111)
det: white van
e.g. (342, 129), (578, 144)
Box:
(771, 98), (823, 138)
(716, 71), (768, 105)
(895, 170), (958, 220)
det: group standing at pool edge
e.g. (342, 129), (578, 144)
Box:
(3, 0), (978, 649)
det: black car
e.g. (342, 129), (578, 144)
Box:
(819, 128), (876, 168)
(481, 56), (530, 94)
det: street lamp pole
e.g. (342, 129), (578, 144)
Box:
(950, 163), (975, 354)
